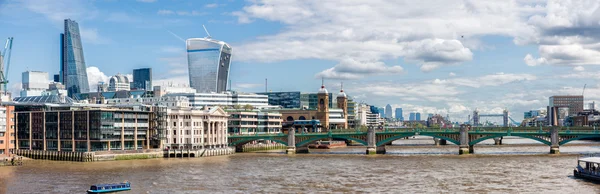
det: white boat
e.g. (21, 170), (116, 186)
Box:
(574, 157), (600, 181)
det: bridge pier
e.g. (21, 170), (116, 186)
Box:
(550, 127), (559, 154)
(366, 127), (380, 155)
(286, 127), (296, 154)
(434, 138), (447, 146)
(459, 125), (471, 155)
(493, 137), (502, 145)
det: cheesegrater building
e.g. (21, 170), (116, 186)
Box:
(60, 19), (90, 98)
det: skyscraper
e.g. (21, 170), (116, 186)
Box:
(133, 68), (152, 91)
(416, 112), (421, 121)
(385, 104), (392, 118)
(378, 107), (385, 118)
(60, 19), (90, 97)
(409, 113), (416, 121)
(395, 108), (403, 121)
(186, 38), (231, 93)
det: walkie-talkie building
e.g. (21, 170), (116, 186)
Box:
(186, 38), (231, 93)
(60, 19), (90, 98)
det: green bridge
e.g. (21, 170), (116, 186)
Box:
(228, 126), (600, 154)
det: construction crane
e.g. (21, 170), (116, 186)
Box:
(0, 37), (13, 94)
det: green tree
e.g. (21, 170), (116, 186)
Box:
(243, 104), (254, 111)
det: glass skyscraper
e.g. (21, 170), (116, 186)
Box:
(186, 38), (231, 93)
(60, 19), (90, 97)
(133, 68), (152, 91)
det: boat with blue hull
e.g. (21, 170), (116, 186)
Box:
(87, 182), (131, 193)
(574, 157), (600, 182)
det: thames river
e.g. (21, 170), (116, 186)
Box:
(2, 137), (600, 193)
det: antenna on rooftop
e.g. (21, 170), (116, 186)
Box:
(202, 25), (212, 39)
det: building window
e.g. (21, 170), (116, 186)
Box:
(173, 138), (177, 144)
(0, 132), (4, 137)
(0, 140), (3, 144)
(173, 122), (176, 126)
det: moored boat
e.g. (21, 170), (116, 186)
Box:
(574, 157), (600, 182)
(87, 181), (131, 193)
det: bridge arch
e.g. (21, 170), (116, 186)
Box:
(376, 134), (459, 147)
(229, 138), (288, 147)
(296, 136), (367, 147)
(559, 134), (600, 146)
(469, 135), (551, 146)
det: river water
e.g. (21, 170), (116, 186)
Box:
(2, 137), (600, 193)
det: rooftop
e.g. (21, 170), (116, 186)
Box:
(13, 95), (75, 104)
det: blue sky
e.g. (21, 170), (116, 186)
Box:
(1, 0), (600, 122)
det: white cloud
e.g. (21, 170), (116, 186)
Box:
(524, 54), (547, 66)
(434, 73), (537, 88)
(86, 66), (109, 92)
(235, 83), (262, 89)
(205, 3), (219, 8)
(157, 9), (207, 16)
(574, 66), (585, 71)
(315, 59), (403, 80)
(157, 10), (174, 15)
(449, 72), (456, 77)
(233, 0), (531, 76)
(136, 0), (156, 3)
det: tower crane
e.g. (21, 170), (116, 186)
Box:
(0, 37), (13, 94)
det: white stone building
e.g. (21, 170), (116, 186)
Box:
(164, 106), (229, 150)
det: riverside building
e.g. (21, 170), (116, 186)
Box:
(9, 94), (157, 152)
(226, 110), (282, 135)
(164, 106), (229, 150)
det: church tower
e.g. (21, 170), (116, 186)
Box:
(316, 80), (330, 131)
(337, 83), (348, 129)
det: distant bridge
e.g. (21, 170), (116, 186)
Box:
(228, 127), (600, 154)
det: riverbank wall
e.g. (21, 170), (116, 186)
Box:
(236, 143), (286, 152)
(12, 147), (235, 162)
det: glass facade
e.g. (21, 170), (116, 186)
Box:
(302, 93), (333, 109)
(256, 92), (302, 109)
(133, 68), (152, 90)
(17, 110), (150, 152)
(61, 19), (90, 97)
(186, 38), (231, 93)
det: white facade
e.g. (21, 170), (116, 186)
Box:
(166, 92), (269, 108)
(20, 71), (49, 97)
(104, 96), (191, 108)
(108, 74), (130, 92)
(164, 106), (229, 149)
(153, 85), (197, 97)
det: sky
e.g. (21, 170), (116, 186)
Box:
(1, 0), (600, 122)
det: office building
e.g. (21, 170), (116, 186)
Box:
(263, 84), (348, 130)
(164, 106), (229, 150)
(416, 112), (421, 121)
(409, 113), (416, 121)
(385, 104), (392, 118)
(12, 97), (153, 152)
(256, 91), (301, 109)
(549, 95), (584, 116)
(166, 91), (269, 108)
(395, 108), (403, 121)
(524, 110), (541, 119)
(227, 111), (282, 135)
(53, 74), (60, 82)
(301, 93), (333, 109)
(0, 103), (14, 156)
(20, 71), (49, 97)
(378, 107), (385, 118)
(133, 68), (152, 91)
(60, 19), (90, 97)
(108, 74), (130, 92)
(186, 38), (231, 93)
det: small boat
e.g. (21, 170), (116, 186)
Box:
(87, 181), (131, 193)
(574, 157), (600, 182)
